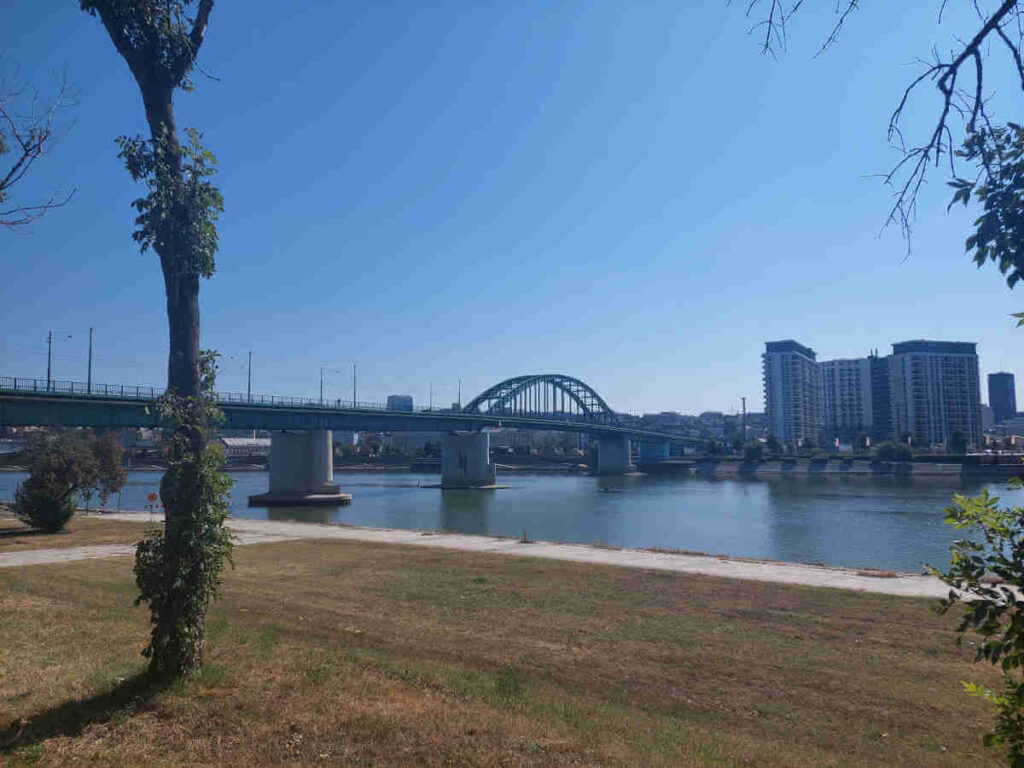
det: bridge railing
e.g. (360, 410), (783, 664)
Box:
(0, 376), (464, 416)
(0, 377), (162, 399)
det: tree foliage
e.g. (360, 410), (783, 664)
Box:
(948, 430), (969, 455)
(14, 430), (128, 532)
(854, 431), (870, 452)
(951, 124), (1024, 288)
(930, 486), (1024, 764)
(116, 127), (222, 277)
(743, 442), (763, 462)
(875, 441), (912, 462)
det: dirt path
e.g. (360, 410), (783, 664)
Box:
(0, 512), (950, 598)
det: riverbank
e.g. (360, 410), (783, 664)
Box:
(0, 530), (999, 766)
(650, 457), (1024, 478)
(0, 509), (949, 597)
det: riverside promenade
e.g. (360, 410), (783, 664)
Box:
(0, 511), (950, 598)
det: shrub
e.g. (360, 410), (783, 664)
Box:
(744, 442), (763, 462)
(930, 485), (1024, 763)
(14, 430), (128, 532)
(13, 475), (76, 532)
(875, 441), (912, 461)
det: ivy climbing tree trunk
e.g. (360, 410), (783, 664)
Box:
(83, 0), (230, 680)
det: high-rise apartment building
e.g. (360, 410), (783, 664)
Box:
(988, 372), (1017, 424)
(869, 352), (892, 441)
(889, 340), (982, 448)
(763, 340), (820, 445)
(818, 357), (873, 440)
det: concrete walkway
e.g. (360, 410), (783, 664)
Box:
(0, 512), (952, 599)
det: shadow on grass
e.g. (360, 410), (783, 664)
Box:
(0, 671), (171, 754)
(0, 528), (51, 540)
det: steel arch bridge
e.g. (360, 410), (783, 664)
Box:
(462, 374), (620, 426)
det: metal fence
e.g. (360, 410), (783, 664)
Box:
(0, 376), (460, 415)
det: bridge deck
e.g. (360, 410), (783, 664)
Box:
(0, 377), (696, 443)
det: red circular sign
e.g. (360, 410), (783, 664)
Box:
(147, 492), (159, 503)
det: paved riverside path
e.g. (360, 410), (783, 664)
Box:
(0, 512), (951, 599)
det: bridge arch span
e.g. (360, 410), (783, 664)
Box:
(462, 374), (619, 426)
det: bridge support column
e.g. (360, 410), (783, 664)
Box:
(638, 441), (670, 465)
(441, 432), (497, 489)
(596, 435), (634, 475)
(248, 430), (352, 506)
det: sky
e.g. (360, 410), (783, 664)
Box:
(1, 1), (1023, 415)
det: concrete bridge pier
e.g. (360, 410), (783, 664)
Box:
(440, 432), (498, 489)
(248, 429), (352, 506)
(596, 435), (635, 475)
(638, 441), (670, 465)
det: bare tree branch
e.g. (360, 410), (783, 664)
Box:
(0, 65), (76, 230)
(745, 0), (1024, 247)
(817, 0), (859, 55)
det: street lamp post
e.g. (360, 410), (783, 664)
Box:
(87, 328), (94, 394)
(247, 350), (252, 402)
(46, 330), (73, 392)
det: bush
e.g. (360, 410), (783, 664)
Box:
(875, 441), (912, 461)
(14, 475), (76, 532)
(930, 486), (1024, 763)
(744, 442), (763, 462)
(14, 430), (128, 532)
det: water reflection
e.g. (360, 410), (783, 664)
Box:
(2, 468), (1023, 571)
(264, 506), (339, 525)
(439, 489), (493, 535)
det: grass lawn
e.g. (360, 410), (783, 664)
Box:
(0, 506), (155, 554)
(0, 538), (1003, 767)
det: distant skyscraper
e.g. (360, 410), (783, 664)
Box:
(763, 340), (820, 445)
(386, 394), (414, 412)
(818, 357), (873, 440)
(988, 372), (1017, 424)
(889, 340), (982, 447)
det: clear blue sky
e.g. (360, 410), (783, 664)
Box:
(1, 1), (1021, 414)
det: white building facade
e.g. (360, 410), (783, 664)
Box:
(763, 340), (820, 445)
(818, 357), (874, 439)
(889, 340), (982, 448)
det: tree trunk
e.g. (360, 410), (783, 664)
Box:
(141, 82), (206, 679)
(163, 266), (201, 397)
(138, 82), (201, 400)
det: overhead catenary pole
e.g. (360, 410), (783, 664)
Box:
(87, 327), (94, 393)
(247, 350), (252, 402)
(320, 366), (324, 406)
(46, 330), (53, 391)
(742, 396), (747, 440)
(352, 363), (356, 407)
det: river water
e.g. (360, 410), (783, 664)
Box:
(2, 469), (1021, 572)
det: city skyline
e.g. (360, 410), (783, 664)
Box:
(762, 337), (987, 447)
(3, 3), (1024, 415)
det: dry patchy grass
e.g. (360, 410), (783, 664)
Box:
(0, 506), (154, 554)
(0, 539), (1004, 767)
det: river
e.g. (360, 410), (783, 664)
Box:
(2, 469), (1021, 572)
